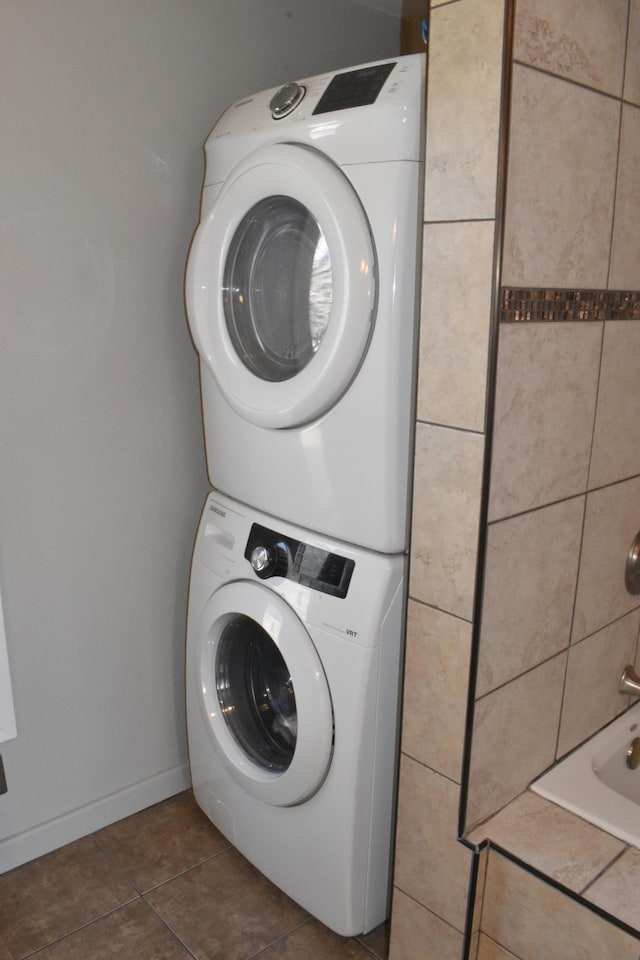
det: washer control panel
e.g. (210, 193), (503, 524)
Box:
(245, 523), (354, 598)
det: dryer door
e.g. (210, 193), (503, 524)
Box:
(186, 143), (376, 428)
(194, 580), (333, 806)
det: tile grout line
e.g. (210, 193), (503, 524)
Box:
(243, 916), (312, 960)
(18, 897), (143, 960)
(579, 845), (631, 898)
(141, 896), (200, 960)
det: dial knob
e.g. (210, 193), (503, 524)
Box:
(251, 545), (276, 576)
(269, 82), (305, 119)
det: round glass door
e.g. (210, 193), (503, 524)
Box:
(186, 143), (376, 429)
(215, 613), (297, 772)
(196, 580), (334, 806)
(223, 196), (332, 383)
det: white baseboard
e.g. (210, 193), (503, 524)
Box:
(0, 763), (192, 874)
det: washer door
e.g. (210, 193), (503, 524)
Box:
(194, 580), (333, 806)
(186, 143), (376, 428)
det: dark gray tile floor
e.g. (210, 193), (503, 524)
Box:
(0, 791), (389, 960)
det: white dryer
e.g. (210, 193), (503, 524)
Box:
(186, 492), (405, 936)
(186, 55), (424, 553)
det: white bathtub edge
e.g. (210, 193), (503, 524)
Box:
(531, 702), (640, 850)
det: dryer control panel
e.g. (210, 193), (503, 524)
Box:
(312, 61), (396, 115)
(245, 523), (354, 599)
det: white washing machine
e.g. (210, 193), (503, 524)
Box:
(186, 55), (424, 553)
(186, 491), (405, 936)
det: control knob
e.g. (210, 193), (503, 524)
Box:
(250, 543), (288, 579)
(269, 82), (305, 119)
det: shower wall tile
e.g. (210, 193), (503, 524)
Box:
(625, 0), (640, 105)
(389, 888), (464, 960)
(410, 422), (484, 621)
(482, 851), (640, 960)
(465, 653), (565, 829)
(394, 755), (472, 931)
(477, 496), (584, 697)
(572, 475), (640, 642)
(558, 610), (640, 756)
(589, 320), (640, 488)
(417, 220), (494, 433)
(424, 0), (504, 221)
(470, 847), (488, 939)
(513, 0), (628, 96)
(502, 65), (620, 288)
(401, 601), (471, 782)
(584, 848), (640, 931)
(609, 104), (640, 291)
(488, 322), (601, 521)
(476, 934), (519, 960)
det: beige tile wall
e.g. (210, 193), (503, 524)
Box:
(481, 851), (640, 960)
(501, 63), (620, 288)
(465, 0), (640, 836)
(392, 1), (639, 957)
(389, 0), (505, 956)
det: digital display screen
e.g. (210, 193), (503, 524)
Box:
(245, 524), (354, 598)
(313, 62), (396, 116)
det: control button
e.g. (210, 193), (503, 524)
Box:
(269, 82), (306, 119)
(251, 545), (277, 577)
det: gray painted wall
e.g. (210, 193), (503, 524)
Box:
(0, 0), (399, 871)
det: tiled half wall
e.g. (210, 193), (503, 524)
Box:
(466, 292), (640, 830)
(390, 1), (640, 959)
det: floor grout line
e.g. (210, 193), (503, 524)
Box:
(2, 792), (389, 960)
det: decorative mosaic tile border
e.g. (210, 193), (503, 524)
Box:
(500, 288), (640, 323)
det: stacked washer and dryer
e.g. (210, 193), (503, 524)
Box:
(184, 55), (424, 937)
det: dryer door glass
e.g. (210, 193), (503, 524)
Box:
(186, 143), (376, 429)
(215, 613), (297, 771)
(223, 196), (332, 382)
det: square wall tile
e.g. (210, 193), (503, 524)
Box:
(502, 65), (619, 288)
(584, 847), (640, 931)
(482, 851), (640, 960)
(410, 422), (484, 621)
(609, 104), (640, 291)
(488, 322), (602, 521)
(477, 496), (584, 697)
(424, 0), (504, 221)
(572, 475), (640, 642)
(589, 320), (640, 488)
(624, 0), (640, 105)
(401, 600), (471, 782)
(417, 220), (494, 433)
(389, 888), (464, 960)
(465, 653), (566, 828)
(514, 0), (627, 96)
(477, 933), (518, 960)
(394, 755), (472, 931)
(558, 609), (640, 756)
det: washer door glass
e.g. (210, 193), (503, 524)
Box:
(186, 143), (376, 429)
(223, 196), (332, 383)
(215, 613), (297, 771)
(195, 580), (333, 806)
